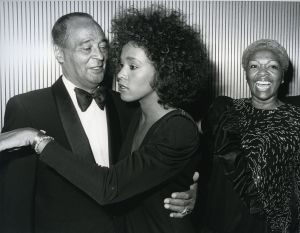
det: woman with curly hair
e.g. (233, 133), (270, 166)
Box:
(0, 6), (208, 233)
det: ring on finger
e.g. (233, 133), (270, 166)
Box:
(180, 207), (192, 215)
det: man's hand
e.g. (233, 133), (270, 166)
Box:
(164, 171), (199, 218)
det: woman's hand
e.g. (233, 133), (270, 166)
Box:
(0, 128), (39, 152)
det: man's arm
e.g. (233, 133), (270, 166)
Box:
(164, 172), (199, 218)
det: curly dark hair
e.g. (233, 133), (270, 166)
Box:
(110, 6), (208, 109)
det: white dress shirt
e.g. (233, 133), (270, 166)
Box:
(62, 76), (110, 167)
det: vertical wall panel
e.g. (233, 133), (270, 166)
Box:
(1, 0), (300, 129)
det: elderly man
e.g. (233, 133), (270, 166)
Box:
(1, 12), (196, 233)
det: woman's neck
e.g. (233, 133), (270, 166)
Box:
(251, 96), (283, 110)
(131, 95), (175, 152)
(139, 93), (175, 125)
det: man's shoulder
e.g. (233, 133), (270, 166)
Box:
(3, 86), (57, 131)
(8, 87), (53, 105)
(11, 87), (52, 100)
(6, 87), (55, 114)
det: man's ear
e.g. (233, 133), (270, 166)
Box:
(53, 44), (64, 63)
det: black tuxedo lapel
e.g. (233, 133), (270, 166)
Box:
(105, 91), (123, 166)
(52, 77), (95, 163)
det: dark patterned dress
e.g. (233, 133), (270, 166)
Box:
(201, 97), (300, 233)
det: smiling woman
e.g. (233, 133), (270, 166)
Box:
(246, 50), (283, 104)
(242, 39), (290, 110)
(199, 39), (300, 233)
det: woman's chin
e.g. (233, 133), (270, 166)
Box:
(252, 91), (277, 102)
(120, 94), (135, 103)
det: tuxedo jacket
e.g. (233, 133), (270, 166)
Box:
(1, 77), (135, 233)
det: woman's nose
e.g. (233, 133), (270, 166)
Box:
(257, 65), (268, 75)
(117, 69), (127, 81)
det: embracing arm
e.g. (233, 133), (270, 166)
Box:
(164, 171), (199, 218)
(40, 113), (200, 205)
(0, 97), (36, 161)
(162, 97), (233, 217)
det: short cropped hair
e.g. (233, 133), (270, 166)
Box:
(52, 12), (97, 47)
(110, 6), (208, 109)
(242, 39), (290, 71)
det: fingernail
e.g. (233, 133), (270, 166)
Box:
(171, 193), (176, 198)
(164, 204), (169, 209)
(164, 199), (169, 204)
(170, 213), (174, 218)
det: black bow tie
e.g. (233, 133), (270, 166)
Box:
(74, 86), (106, 112)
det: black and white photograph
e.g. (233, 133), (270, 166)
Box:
(0, 0), (300, 232)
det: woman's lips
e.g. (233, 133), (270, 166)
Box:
(255, 81), (271, 91)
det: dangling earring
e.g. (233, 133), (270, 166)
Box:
(281, 73), (285, 84)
